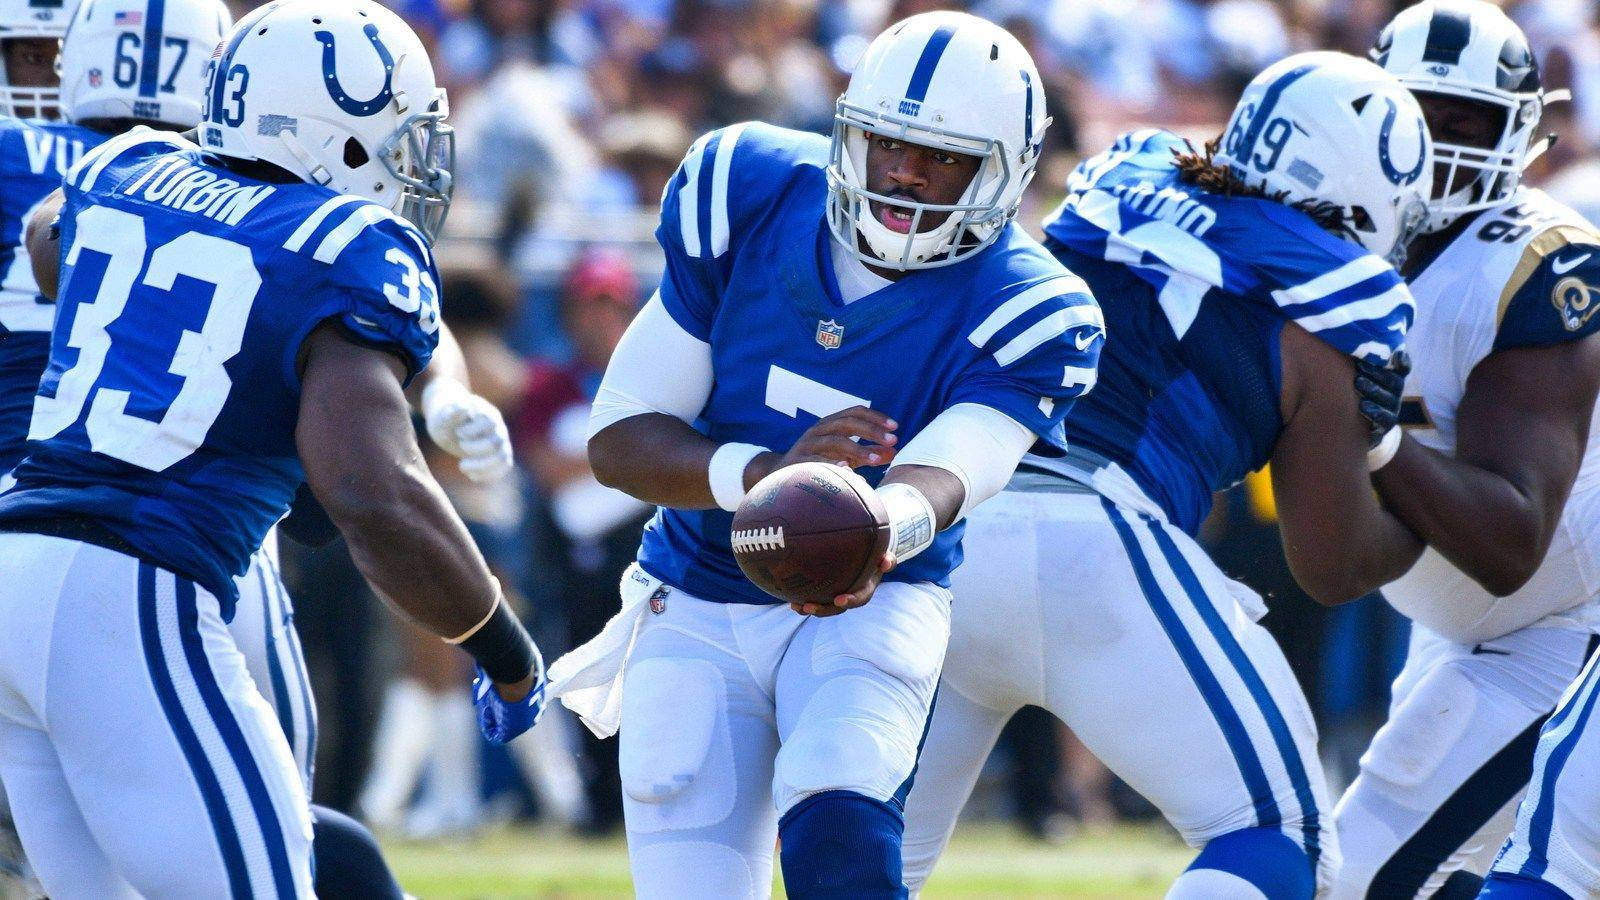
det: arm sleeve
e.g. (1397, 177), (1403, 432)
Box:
(953, 279), (1104, 448)
(889, 402), (1037, 519)
(286, 214), (441, 388)
(1494, 237), (1600, 352)
(586, 292), (714, 439)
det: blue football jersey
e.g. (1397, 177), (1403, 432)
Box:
(0, 117), (108, 474)
(1039, 130), (1413, 533)
(635, 122), (1103, 605)
(0, 129), (440, 611)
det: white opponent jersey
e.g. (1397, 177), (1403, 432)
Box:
(1385, 188), (1600, 644)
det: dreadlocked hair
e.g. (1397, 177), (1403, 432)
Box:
(1171, 138), (1352, 236)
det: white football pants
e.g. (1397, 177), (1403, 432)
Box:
(1331, 622), (1597, 898)
(610, 564), (949, 900)
(0, 534), (314, 899)
(901, 488), (1334, 893)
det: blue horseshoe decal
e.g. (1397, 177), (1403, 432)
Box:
(315, 23), (395, 117)
(1378, 96), (1426, 187)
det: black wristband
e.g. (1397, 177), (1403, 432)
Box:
(458, 600), (536, 685)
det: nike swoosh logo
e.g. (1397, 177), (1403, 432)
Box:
(1074, 330), (1102, 352)
(1472, 644), (1512, 656)
(1552, 252), (1592, 275)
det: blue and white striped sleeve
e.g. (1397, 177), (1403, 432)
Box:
(1260, 243), (1414, 365)
(953, 274), (1104, 447)
(653, 124), (751, 341)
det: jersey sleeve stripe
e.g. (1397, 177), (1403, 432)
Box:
(1290, 282), (1411, 333)
(967, 275), (1089, 348)
(1496, 225), (1600, 323)
(312, 205), (388, 264)
(993, 304), (1103, 367)
(708, 123), (749, 258)
(283, 196), (366, 253)
(71, 129), (185, 191)
(677, 134), (711, 258)
(1269, 255), (1391, 306)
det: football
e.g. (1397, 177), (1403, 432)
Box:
(730, 462), (891, 605)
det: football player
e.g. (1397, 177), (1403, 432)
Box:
(1330, 2), (1600, 897)
(1, 1), (513, 897)
(0, 2), (544, 896)
(0, 0), (72, 120)
(900, 53), (1435, 899)
(551, 11), (1101, 898)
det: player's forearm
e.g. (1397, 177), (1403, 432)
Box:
(1373, 437), (1546, 596)
(329, 463), (502, 636)
(588, 413), (753, 509)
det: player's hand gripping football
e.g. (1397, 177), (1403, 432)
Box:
(792, 550), (896, 618)
(423, 378), (515, 482)
(1353, 350), (1410, 449)
(472, 641), (549, 744)
(748, 406), (899, 483)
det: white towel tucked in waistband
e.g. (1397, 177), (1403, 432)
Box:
(547, 564), (662, 739)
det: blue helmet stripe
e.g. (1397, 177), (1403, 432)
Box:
(138, 0), (167, 98)
(1422, 7), (1472, 66)
(904, 25), (956, 103)
(1235, 64), (1315, 170)
(1020, 69), (1034, 146)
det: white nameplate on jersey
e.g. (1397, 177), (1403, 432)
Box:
(22, 130), (84, 177)
(121, 158), (276, 226)
(816, 319), (844, 349)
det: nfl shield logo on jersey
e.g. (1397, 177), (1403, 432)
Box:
(816, 319), (844, 350)
(648, 586), (669, 615)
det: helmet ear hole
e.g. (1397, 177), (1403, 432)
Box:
(1350, 206), (1377, 233)
(344, 137), (370, 169)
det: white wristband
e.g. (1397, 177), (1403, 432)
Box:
(1368, 426), (1402, 472)
(877, 482), (936, 563)
(709, 442), (769, 512)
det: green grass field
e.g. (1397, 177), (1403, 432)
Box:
(382, 821), (1194, 898)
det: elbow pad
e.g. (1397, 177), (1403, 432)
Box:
(889, 402), (1036, 519)
(587, 294), (713, 440)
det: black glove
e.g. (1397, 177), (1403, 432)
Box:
(1353, 350), (1409, 449)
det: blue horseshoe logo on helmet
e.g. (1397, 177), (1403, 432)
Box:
(1378, 96), (1426, 187)
(315, 24), (395, 117)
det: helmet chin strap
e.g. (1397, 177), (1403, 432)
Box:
(276, 131), (332, 187)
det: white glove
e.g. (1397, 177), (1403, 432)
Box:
(422, 378), (514, 483)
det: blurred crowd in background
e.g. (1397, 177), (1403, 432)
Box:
(227, 0), (1600, 845)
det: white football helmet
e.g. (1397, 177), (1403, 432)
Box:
(1216, 51), (1433, 266)
(199, 0), (453, 243)
(58, 0), (230, 129)
(827, 11), (1049, 270)
(0, 0), (79, 118)
(1373, 0), (1544, 230)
